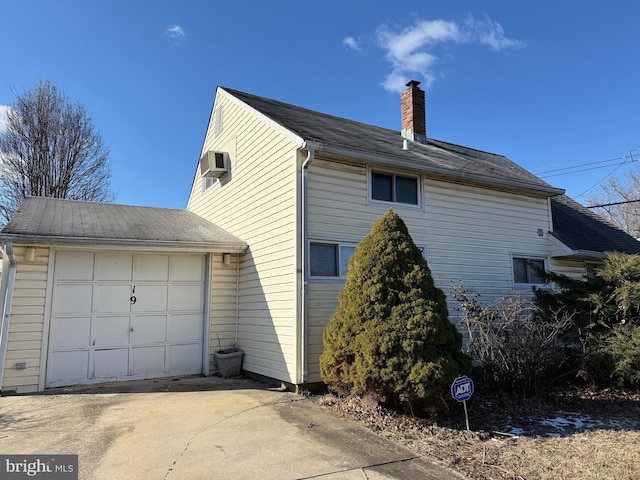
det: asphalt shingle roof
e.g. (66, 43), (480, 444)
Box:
(0, 197), (247, 250)
(550, 195), (640, 255)
(223, 87), (564, 197)
(225, 87), (640, 257)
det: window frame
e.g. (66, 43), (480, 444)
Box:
(309, 241), (358, 279)
(203, 176), (216, 192)
(512, 255), (547, 285)
(368, 167), (422, 209)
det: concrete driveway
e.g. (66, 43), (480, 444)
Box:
(0, 376), (459, 480)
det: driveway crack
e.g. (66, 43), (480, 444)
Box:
(163, 398), (304, 479)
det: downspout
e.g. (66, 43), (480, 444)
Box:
(300, 148), (315, 384)
(0, 242), (17, 392)
(235, 253), (240, 347)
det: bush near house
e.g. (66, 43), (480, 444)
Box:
(319, 209), (471, 413)
(534, 251), (640, 388)
(451, 285), (573, 398)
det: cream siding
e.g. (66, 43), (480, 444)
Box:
(550, 258), (592, 279)
(188, 92), (301, 383)
(305, 159), (554, 382)
(2, 246), (50, 393)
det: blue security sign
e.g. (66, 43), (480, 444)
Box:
(451, 375), (474, 402)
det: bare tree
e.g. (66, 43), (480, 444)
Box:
(0, 79), (115, 222)
(584, 170), (640, 239)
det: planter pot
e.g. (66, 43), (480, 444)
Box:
(215, 348), (244, 377)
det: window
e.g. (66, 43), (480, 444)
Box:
(513, 257), (546, 284)
(203, 176), (216, 191)
(213, 107), (223, 136)
(371, 171), (419, 205)
(310, 242), (356, 277)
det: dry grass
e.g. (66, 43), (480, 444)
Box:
(317, 386), (640, 479)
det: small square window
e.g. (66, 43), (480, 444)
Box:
(513, 257), (545, 284)
(203, 177), (216, 191)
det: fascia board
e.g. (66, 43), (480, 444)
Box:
(0, 234), (248, 253)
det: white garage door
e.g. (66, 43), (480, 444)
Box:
(46, 251), (206, 388)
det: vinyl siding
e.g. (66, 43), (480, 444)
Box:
(209, 252), (240, 373)
(188, 92), (300, 383)
(2, 246), (50, 394)
(305, 159), (554, 382)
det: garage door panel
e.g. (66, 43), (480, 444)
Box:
(96, 285), (132, 313)
(169, 314), (202, 342)
(135, 255), (169, 281)
(54, 285), (93, 314)
(49, 351), (90, 385)
(170, 285), (203, 311)
(169, 344), (202, 372)
(54, 252), (95, 281)
(94, 349), (129, 378)
(172, 256), (205, 282)
(133, 346), (166, 375)
(52, 316), (91, 347)
(95, 316), (130, 346)
(134, 315), (167, 343)
(98, 254), (133, 281)
(135, 285), (168, 312)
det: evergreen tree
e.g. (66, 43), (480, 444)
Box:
(320, 209), (471, 411)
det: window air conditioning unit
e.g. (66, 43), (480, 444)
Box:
(200, 151), (229, 178)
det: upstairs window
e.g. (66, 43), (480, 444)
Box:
(371, 171), (419, 205)
(513, 257), (546, 284)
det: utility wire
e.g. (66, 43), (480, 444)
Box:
(535, 155), (629, 176)
(587, 199), (640, 208)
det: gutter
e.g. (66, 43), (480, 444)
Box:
(0, 242), (17, 392)
(0, 235), (248, 253)
(300, 146), (315, 384)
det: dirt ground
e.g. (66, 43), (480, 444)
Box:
(316, 385), (640, 479)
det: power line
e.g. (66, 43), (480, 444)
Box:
(587, 199), (640, 208)
(535, 154), (629, 176)
(535, 149), (639, 179)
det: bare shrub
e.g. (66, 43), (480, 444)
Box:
(452, 285), (574, 398)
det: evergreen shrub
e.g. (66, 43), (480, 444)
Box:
(319, 209), (471, 412)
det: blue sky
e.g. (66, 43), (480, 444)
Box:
(1, 1), (638, 209)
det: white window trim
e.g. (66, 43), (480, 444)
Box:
(309, 240), (359, 280)
(367, 166), (423, 210)
(511, 254), (548, 287)
(309, 240), (428, 280)
(203, 176), (217, 192)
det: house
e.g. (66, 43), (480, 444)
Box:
(2, 81), (639, 394)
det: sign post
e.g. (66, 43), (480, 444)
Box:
(451, 375), (474, 431)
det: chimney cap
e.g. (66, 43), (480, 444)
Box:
(405, 80), (421, 88)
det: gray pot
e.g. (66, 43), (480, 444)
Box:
(215, 348), (244, 377)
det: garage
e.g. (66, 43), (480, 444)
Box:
(47, 251), (206, 387)
(0, 197), (247, 393)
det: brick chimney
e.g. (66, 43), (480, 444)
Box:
(401, 80), (427, 144)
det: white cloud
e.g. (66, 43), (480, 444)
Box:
(466, 16), (524, 51)
(342, 37), (361, 51)
(377, 17), (523, 93)
(0, 105), (12, 133)
(166, 25), (186, 39)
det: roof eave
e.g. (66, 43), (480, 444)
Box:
(548, 233), (605, 260)
(302, 142), (565, 199)
(0, 234), (248, 253)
